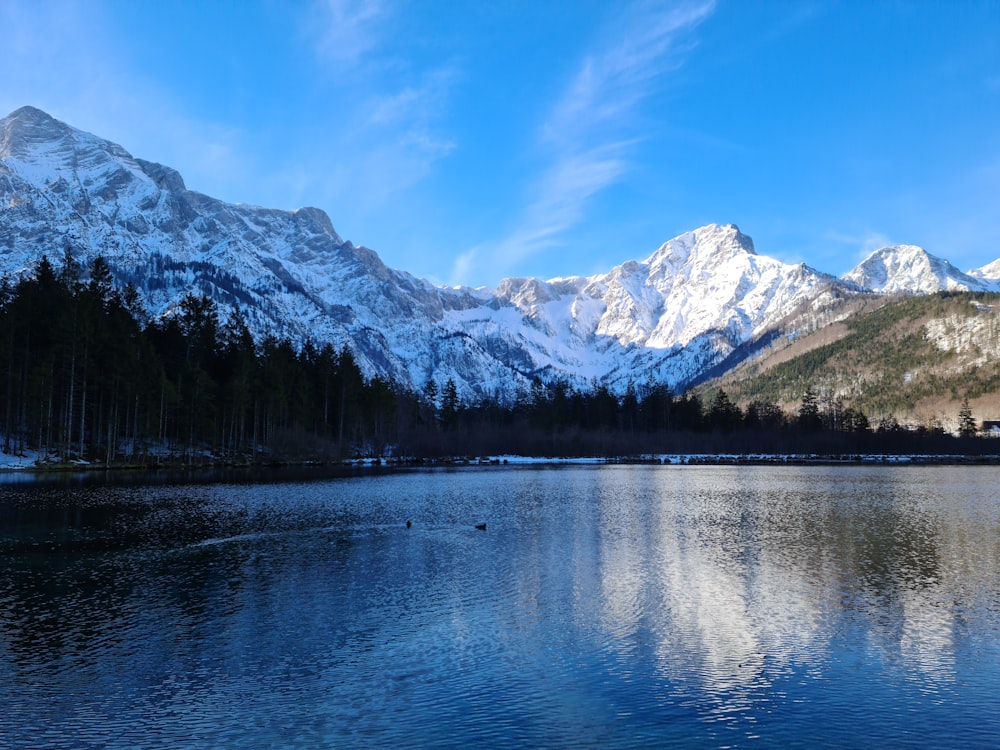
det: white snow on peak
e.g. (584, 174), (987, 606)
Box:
(843, 244), (990, 294)
(968, 257), (1000, 287)
(3, 106), (998, 398)
(439, 222), (841, 393)
(582, 223), (829, 349)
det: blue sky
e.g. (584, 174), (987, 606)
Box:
(3, 0), (999, 287)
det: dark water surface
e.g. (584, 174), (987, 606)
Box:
(1, 464), (998, 748)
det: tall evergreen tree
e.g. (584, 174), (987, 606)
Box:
(798, 386), (822, 432)
(440, 378), (460, 431)
(708, 389), (742, 432)
(958, 398), (977, 438)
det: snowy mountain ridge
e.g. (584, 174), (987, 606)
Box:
(2, 106), (997, 398)
(841, 244), (996, 294)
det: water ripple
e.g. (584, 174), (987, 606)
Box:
(1, 465), (999, 747)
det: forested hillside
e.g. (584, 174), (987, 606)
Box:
(708, 292), (1000, 431)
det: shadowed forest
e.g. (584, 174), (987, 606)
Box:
(0, 254), (993, 466)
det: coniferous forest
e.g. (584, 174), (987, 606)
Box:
(0, 253), (995, 467)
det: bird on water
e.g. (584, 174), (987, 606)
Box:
(475, 523), (487, 531)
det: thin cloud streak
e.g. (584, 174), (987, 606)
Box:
(519, 147), (632, 254)
(313, 0), (390, 68)
(544, 1), (715, 150)
(455, 1), (715, 285)
(326, 66), (459, 211)
(306, 1), (460, 214)
(367, 66), (460, 165)
(453, 148), (629, 286)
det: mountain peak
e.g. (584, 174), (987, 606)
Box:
(970, 258), (1000, 283)
(1, 106), (68, 157)
(843, 244), (988, 294)
(701, 222), (755, 255)
(1, 105), (136, 168)
(645, 223), (756, 271)
(4, 105), (61, 127)
(292, 206), (341, 241)
(4, 106), (995, 398)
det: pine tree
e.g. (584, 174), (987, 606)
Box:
(958, 398), (977, 438)
(798, 386), (822, 432)
(422, 378), (439, 428)
(708, 388), (742, 432)
(441, 378), (460, 431)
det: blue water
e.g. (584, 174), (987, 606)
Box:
(1, 464), (998, 748)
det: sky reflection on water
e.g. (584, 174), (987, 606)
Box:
(0, 465), (998, 748)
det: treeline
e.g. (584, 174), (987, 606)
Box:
(0, 253), (993, 465)
(1, 252), (399, 463)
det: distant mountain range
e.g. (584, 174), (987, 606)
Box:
(3, 105), (999, 399)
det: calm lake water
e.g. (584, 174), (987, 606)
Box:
(1, 464), (998, 748)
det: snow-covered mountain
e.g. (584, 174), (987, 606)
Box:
(842, 244), (993, 294)
(0, 106), (496, 392)
(445, 224), (845, 390)
(968, 258), (1000, 287)
(1, 106), (997, 397)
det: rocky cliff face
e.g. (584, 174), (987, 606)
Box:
(3, 106), (996, 398)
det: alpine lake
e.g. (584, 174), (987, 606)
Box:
(1, 462), (998, 748)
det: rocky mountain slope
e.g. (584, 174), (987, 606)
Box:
(706, 291), (1000, 429)
(2, 106), (998, 399)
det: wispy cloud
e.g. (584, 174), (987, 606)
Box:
(454, 146), (630, 284)
(367, 66), (459, 160)
(454, 1), (715, 285)
(312, 0), (390, 68)
(325, 65), (460, 211)
(306, 1), (459, 210)
(543, 1), (714, 150)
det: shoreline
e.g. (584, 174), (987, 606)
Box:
(4, 451), (1000, 476)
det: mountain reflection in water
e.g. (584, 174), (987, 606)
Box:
(0, 465), (997, 748)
